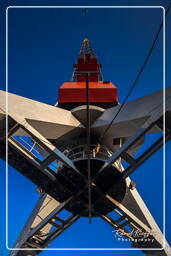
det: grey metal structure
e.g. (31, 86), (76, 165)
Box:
(0, 87), (171, 255)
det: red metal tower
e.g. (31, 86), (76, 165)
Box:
(58, 38), (118, 109)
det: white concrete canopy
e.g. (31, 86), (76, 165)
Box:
(0, 90), (84, 140)
(92, 87), (171, 151)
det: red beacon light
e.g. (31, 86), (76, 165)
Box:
(58, 38), (118, 110)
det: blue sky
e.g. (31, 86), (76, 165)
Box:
(0, 1), (171, 256)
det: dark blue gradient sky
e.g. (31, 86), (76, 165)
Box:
(0, 1), (171, 256)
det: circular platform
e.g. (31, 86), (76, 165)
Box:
(55, 158), (126, 217)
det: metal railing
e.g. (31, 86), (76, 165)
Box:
(63, 144), (111, 160)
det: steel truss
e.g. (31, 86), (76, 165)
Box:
(10, 196), (80, 256)
(1, 103), (170, 255)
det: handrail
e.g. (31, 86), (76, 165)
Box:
(64, 144), (111, 160)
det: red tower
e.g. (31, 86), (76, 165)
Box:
(58, 38), (118, 109)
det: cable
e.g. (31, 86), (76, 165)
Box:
(100, 2), (171, 141)
(85, 73), (92, 223)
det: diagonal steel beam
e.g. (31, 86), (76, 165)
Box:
(96, 123), (154, 177)
(20, 123), (80, 174)
(12, 194), (48, 250)
(25, 201), (71, 243)
(42, 214), (80, 248)
(121, 132), (171, 179)
(8, 137), (57, 182)
(10, 213), (79, 256)
(95, 115), (171, 180)
(105, 195), (152, 233)
(9, 196), (80, 256)
(8, 121), (85, 179)
(100, 194), (171, 256)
